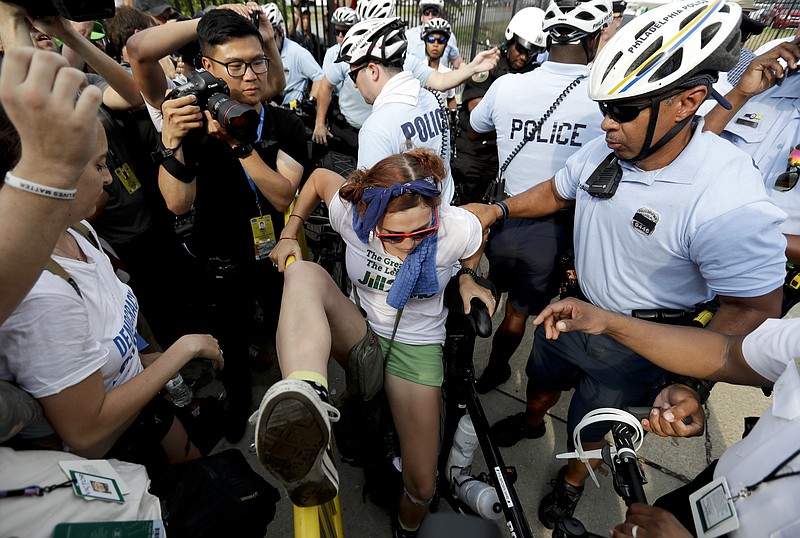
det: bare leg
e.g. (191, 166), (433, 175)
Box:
(161, 416), (202, 464)
(564, 441), (604, 487)
(524, 387), (561, 427)
(276, 261), (366, 380)
(385, 373), (441, 531)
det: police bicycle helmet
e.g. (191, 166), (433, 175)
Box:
(337, 17), (407, 66)
(505, 7), (548, 50)
(419, 0), (444, 12)
(356, 0), (396, 20)
(261, 2), (284, 27)
(589, 0), (742, 162)
(543, 0), (613, 44)
(422, 17), (451, 40)
(332, 6), (359, 27)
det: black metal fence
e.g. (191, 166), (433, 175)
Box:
(167, 0), (799, 62)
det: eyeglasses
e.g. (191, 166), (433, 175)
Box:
(423, 8), (440, 16)
(335, 27), (348, 36)
(348, 64), (369, 84)
(426, 35), (447, 44)
(205, 56), (269, 77)
(375, 208), (439, 243)
(598, 100), (653, 123)
(774, 145), (800, 192)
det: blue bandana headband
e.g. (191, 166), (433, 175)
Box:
(352, 177), (441, 244)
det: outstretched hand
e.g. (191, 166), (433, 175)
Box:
(532, 297), (612, 340)
(469, 47), (500, 74)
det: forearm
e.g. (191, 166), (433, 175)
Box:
(280, 168), (336, 237)
(58, 32), (144, 109)
(315, 80), (333, 128)
(157, 147), (197, 215)
(426, 67), (476, 91)
(240, 154), (295, 211)
(0, 381), (43, 443)
(0, 14), (33, 49)
(505, 177), (572, 220)
(263, 38), (286, 97)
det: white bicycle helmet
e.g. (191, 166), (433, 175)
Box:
(356, 0), (396, 20)
(419, 0), (444, 11)
(505, 7), (548, 49)
(543, 0), (612, 43)
(332, 6), (359, 27)
(589, 0), (742, 102)
(261, 3), (284, 27)
(337, 17), (407, 65)
(422, 17), (451, 40)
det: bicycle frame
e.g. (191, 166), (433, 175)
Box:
(436, 298), (534, 538)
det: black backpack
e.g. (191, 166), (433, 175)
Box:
(149, 449), (280, 538)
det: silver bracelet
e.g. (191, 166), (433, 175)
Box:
(4, 172), (77, 200)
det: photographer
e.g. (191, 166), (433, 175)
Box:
(151, 9), (307, 443)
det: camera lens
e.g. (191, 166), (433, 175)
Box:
(207, 94), (260, 144)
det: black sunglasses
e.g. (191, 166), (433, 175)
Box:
(598, 100), (653, 123)
(423, 8), (440, 16)
(775, 167), (799, 192)
(426, 35), (447, 44)
(335, 27), (348, 36)
(348, 64), (369, 84)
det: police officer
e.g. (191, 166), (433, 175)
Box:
(451, 7), (547, 204)
(466, 0), (786, 528)
(404, 0), (463, 68)
(262, 2), (324, 106)
(471, 0), (608, 402)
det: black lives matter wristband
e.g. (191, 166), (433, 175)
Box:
(161, 155), (197, 184)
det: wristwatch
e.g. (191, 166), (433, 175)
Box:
(231, 143), (254, 159)
(663, 375), (713, 405)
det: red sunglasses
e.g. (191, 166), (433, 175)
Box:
(375, 208), (439, 244)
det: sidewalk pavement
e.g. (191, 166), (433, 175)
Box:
(193, 294), (779, 537)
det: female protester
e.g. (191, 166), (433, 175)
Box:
(0, 115), (224, 475)
(258, 148), (494, 537)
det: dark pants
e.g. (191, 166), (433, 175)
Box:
(653, 460), (718, 535)
(529, 324), (667, 442)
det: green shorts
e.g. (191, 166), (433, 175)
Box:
(378, 333), (443, 388)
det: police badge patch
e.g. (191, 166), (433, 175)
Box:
(471, 71), (489, 83)
(631, 207), (659, 236)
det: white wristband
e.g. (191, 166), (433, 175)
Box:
(4, 172), (77, 200)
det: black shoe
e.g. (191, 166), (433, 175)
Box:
(489, 412), (545, 447)
(538, 465), (584, 530)
(392, 518), (418, 538)
(474, 362), (511, 394)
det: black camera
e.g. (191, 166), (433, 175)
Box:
(8, 0), (114, 21)
(165, 70), (260, 144)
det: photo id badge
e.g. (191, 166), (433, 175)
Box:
(70, 470), (125, 503)
(114, 162), (142, 194)
(689, 475), (740, 538)
(251, 215), (276, 261)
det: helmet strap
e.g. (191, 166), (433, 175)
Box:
(626, 95), (694, 163)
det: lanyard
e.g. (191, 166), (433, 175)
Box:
(241, 104), (266, 215)
(0, 479), (75, 498)
(731, 445), (800, 502)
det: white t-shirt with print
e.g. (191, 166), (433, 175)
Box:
(328, 194), (482, 345)
(553, 125), (787, 315)
(717, 317), (800, 537)
(0, 223), (144, 438)
(470, 62), (603, 196)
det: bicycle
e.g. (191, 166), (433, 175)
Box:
(434, 276), (535, 538)
(552, 408), (650, 538)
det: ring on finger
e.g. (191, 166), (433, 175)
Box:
(631, 524), (638, 538)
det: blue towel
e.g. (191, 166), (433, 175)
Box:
(351, 178), (442, 309)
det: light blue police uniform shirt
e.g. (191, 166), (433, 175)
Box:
(470, 62), (603, 195)
(554, 125), (787, 315)
(280, 37), (324, 105)
(357, 71), (454, 203)
(322, 45), (340, 96)
(405, 25), (460, 64)
(324, 50), (435, 130)
(720, 75), (800, 234)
